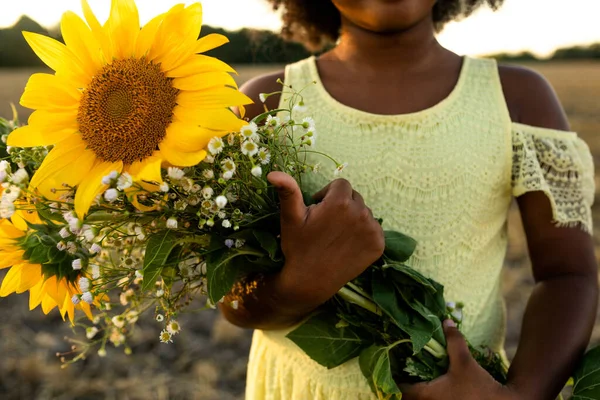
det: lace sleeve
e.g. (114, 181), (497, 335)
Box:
(511, 123), (595, 233)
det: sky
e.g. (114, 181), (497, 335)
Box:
(0, 0), (599, 58)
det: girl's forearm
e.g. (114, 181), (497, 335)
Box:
(507, 275), (598, 400)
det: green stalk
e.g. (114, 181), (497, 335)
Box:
(337, 286), (382, 316)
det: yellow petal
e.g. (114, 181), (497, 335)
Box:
(158, 144), (207, 167)
(194, 34), (229, 54)
(172, 71), (237, 91)
(74, 160), (124, 219)
(61, 11), (103, 75)
(22, 32), (90, 87)
(29, 279), (45, 310)
(127, 154), (163, 183)
(20, 73), (81, 110)
(41, 294), (57, 315)
(166, 55), (236, 78)
(79, 301), (94, 321)
(105, 0), (140, 59)
(11, 209), (41, 231)
(29, 135), (90, 190)
(177, 87), (253, 110)
(149, 4), (202, 68)
(8, 125), (76, 147)
(16, 264), (42, 293)
(0, 252), (25, 270)
(173, 106), (247, 132)
(28, 109), (79, 132)
(81, 0), (113, 61)
(0, 263), (24, 296)
(163, 121), (213, 152)
(0, 219), (25, 238)
(134, 12), (165, 58)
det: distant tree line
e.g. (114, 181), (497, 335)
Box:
(1, 16), (599, 67)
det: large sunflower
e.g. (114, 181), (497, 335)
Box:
(7, 0), (251, 218)
(0, 211), (93, 323)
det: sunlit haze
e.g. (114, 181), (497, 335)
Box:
(1, 0), (599, 58)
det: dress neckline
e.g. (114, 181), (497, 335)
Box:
(307, 55), (471, 123)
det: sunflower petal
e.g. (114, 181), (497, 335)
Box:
(28, 109), (79, 132)
(17, 264), (42, 293)
(29, 280), (45, 310)
(158, 144), (207, 167)
(149, 4), (202, 69)
(0, 263), (24, 296)
(61, 11), (103, 75)
(8, 125), (76, 147)
(20, 73), (81, 110)
(0, 252), (25, 269)
(163, 121), (213, 152)
(166, 55), (236, 78)
(105, 0), (140, 59)
(29, 135), (90, 189)
(41, 295), (57, 315)
(22, 32), (90, 87)
(173, 106), (247, 132)
(10, 209), (41, 232)
(127, 154), (163, 183)
(194, 34), (229, 54)
(172, 71), (237, 91)
(74, 160), (124, 218)
(79, 301), (94, 321)
(134, 12), (165, 58)
(81, 0), (112, 60)
(177, 87), (253, 110)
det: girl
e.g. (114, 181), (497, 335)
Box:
(221, 1), (599, 399)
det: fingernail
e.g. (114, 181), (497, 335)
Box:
(443, 319), (456, 328)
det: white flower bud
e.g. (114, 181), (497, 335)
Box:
(251, 166), (262, 177)
(78, 277), (90, 292)
(72, 259), (83, 270)
(104, 188), (119, 202)
(81, 291), (94, 304)
(215, 195), (227, 209)
(91, 264), (101, 279)
(59, 227), (70, 238)
(166, 217), (178, 229)
(116, 173), (133, 190)
(222, 171), (233, 180)
(90, 243), (102, 254)
(86, 327), (99, 339)
(167, 167), (185, 180)
(222, 219), (231, 228)
(11, 168), (29, 184)
(71, 294), (81, 305)
(201, 187), (214, 199)
(202, 169), (214, 179)
(159, 182), (169, 192)
(112, 315), (126, 328)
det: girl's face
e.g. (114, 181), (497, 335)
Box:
(331, 0), (437, 33)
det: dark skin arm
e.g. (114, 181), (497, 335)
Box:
(402, 67), (598, 400)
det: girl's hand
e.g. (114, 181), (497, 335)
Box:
(267, 171), (385, 313)
(401, 320), (524, 400)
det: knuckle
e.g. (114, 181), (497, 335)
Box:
(333, 178), (351, 188)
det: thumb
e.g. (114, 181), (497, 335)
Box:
(443, 319), (472, 373)
(267, 171), (306, 224)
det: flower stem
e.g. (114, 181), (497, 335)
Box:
(337, 286), (382, 316)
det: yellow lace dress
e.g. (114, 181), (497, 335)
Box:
(245, 56), (595, 399)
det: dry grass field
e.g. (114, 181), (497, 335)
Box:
(0, 61), (599, 399)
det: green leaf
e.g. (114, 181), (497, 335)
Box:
(142, 230), (180, 291)
(371, 271), (433, 353)
(403, 357), (436, 380)
(251, 108), (288, 124)
(286, 311), (370, 369)
(386, 263), (437, 293)
(384, 231), (417, 262)
(359, 344), (386, 393)
(206, 247), (248, 303)
(572, 345), (600, 399)
(252, 230), (278, 260)
(373, 348), (401, 394)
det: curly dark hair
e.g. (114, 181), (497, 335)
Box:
(266, 0), (505, 50)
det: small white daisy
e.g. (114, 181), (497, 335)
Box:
(257, 148), (271, 165)
(334, 162), (349, 177)
(104, 188), (119, 202)
(166, 217), (178, 229)
(222, 219), (232, 228)
(202, 169), (215, 179)
(156, 314), (165, 322)
(208, 137), (225, 155)
(167, 167), (185, 180)
(11, 168), (29, 184)
(301, 117), (315, 130)
(78, 277), (90, 292)
(293, 100), (307, 113)
(81, 291), (94, 304)
(222, 171), (233, 181)
(86, 327), (99, 340)
(215, 195), (228, 209)
(221, 158), (236, 173)
(112, 315), (126, 329)
(159, 330), (173, 344)
(241, 140), (259, 157)
(71, 294), (81, 305)
(116, 172), (133, 190)
(203, 154), (215, 164)
(201, 187), (214, 199)
(72, 259), (83, 271)
(166, 320), (181, 335)
(240, 122), (259, 142)
(59, 227), (70, 238)
(266, 115), (280, 127)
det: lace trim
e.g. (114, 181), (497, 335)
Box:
(511, 123), (595, 233)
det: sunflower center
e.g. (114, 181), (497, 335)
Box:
(78, 58), (179, 165)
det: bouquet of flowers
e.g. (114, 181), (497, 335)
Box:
(0, 1), (598, 398)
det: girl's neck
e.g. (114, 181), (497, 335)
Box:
(328, 16), (449, 73)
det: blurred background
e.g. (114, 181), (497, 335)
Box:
(0, 0), (599, 399)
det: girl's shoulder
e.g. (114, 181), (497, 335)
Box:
(497, 62), (570, 130)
